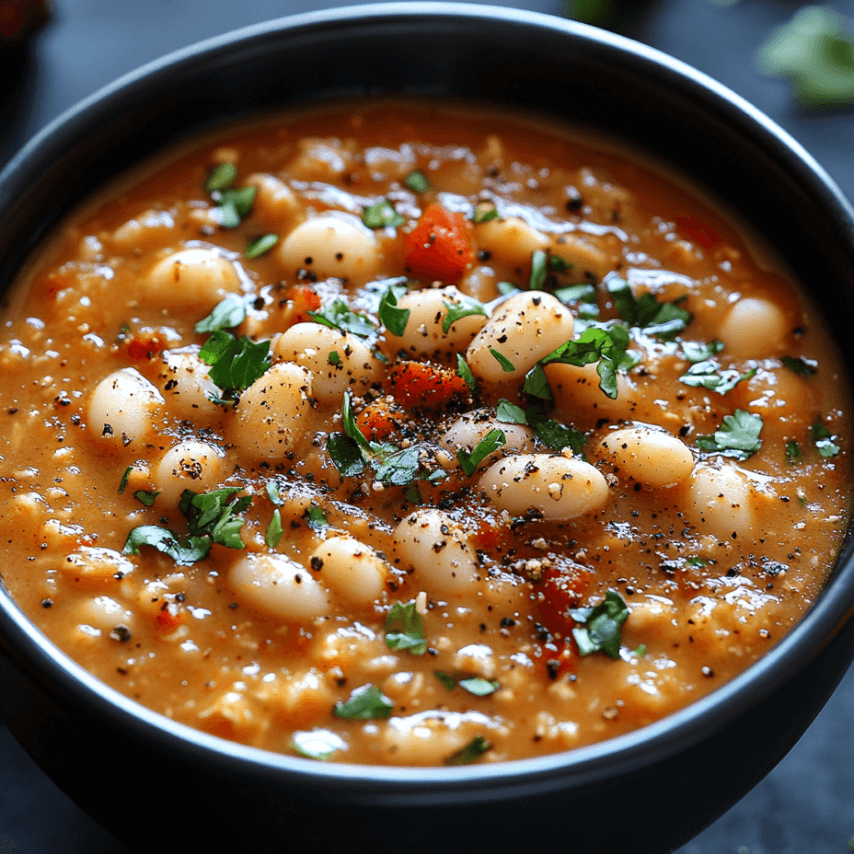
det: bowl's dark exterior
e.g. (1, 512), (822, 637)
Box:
(1, 5), (854, 853)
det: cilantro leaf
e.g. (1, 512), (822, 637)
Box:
(679, 361), (756, 395)
(531, 418), (586, 454)
(553, 282), (600, 323)
(569, 590), (630, 658)
(378, 285), (411, 336)
(434, 670), (457, 690)
(195, 293), (248, 334)
(266, 508), (283, 548)
(489, 348), (516, 373)
(529, 249), (548, 290)
(442, 298), (487, 333)
(404, 170), (430, 193)
(446, 735), (492, 765)
(522, 363), (554, 401)
(118, 466), (132, 494)
(244, 233), (279, 259)
(681, 339), (725, 362)
(327, 432), (366, 477)
(291, 729), (346, 761)
(495, 399), (527, 425)
(134, 490), (159, 507)
(266, 481), (284, 506)
(122, 526), (211, 566)
(786, 439), (802, 463)
(782, 355), (818, 376)
(362, 199), (405, 229)
(371, 444), (422, 486)
(217, 186), (257, 229)
(696, 409), (763, 459)
(458, 676), (500, 696)
(204, 162), (237, 193)
(305, 506), (328, 532)
(307, 299), (378, 338)
(199, 330), (271, 399)
(456, 353), (478, 395)
(384, 601), (427, 655)
(606, 275), (691, 340)
(333, 685), (394, 720)
(472, 205), (500, 223)
(180, 487), (251, 549)
(811, 417), (841, 457)
(458, 429), (506, 476)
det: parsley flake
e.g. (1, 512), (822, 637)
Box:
(811, 418), (841, 457)
(569, 590), (630, 658)
(204, 162), (237, 193)
(606, 275), (691, 340)
(489, 348), (516, 373)
(696, 409), (763, 459)
(457, 429), (506, 476)
(291, 729), (346, 761)
(199, 331), (271, 402)
(265, 508), (283, 548)
(378, 284), (411, 336)
(404, 170), (430, 193)
(307, 299), (378, 339)
(446, 735), (492, 765)
(384, 601), (427, 655)
(361, 199), (405, 229)
(305, 506), (328, 532)
(458, 676), (500, 696)
(333, 685), (394, 720)
(195, 293), (247, 334)
(244, 233), (279, 259)
(679, 361), (756, 395)
(442, 298), (487, 333)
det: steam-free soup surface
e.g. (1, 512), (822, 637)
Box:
(0, 101), (849, 765)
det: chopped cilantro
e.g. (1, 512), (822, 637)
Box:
(371, 444), (422, 487)
(134, 490), (159, 507)
(217, 186), (257, 229)
(378, 284), (411, 336)
(679, 361), (756, 395)
(291, 729), (345, 761)
(244, 233), (279, 259)
(531, 417), (586, 454)
(118, 466), (132, 494)
(696, 409), (763, 460)
(266, 481), (284, 506)
(522, 363), (554, 401)
(811, 417), (841, 457)
(307, 298), (378, 339)
(434, 670), (457, 690)
(122, 526), (211, 566)
(333, 685), (394, 720)
(489, 348), (516, 373)
(305, 506), (328, 532)
(328, 350), (341, 366)
(199, 331), (271, 402)
(384, 601), (427, 654)
(569, 590), (630, 658)
(786, 439), (802, 463)
(446, 735), (492, 765)
(458, 676), (500, 696)
(606, 275), (691, 340)
(361, 199), (405, 229)
(442, 298), (487, 333)
(404, 170), (430, 193)
(457, 429), (506, 476)
(265, 508), (283, 548)
(204, 162), (237, 193)
(553, 282), (600, 323)
(497, 281), (518, 295)
(456, 353), (478, 395)
(195, 293), (247, 334)
(782, 355), (818, 376)
(472, 204), (500, 223)
(681, 339), (725, 362)
(529, 249), (548, 290)
(495, 398), (527, 425)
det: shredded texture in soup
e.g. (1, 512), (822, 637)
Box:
(0, 101), (849, 765)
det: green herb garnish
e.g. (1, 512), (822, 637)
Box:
(529, 249), (548, 290)
(244, 233), (279, 259)
(307, 298), (378, 339)
(681, 339), (725, 362)
(333, 685), (394, 720)
(569, 590), (630, 658)
(472, 205), (500, 223)
(195, 293), (247, 334)
(679, 361), (756, 395)
(305, 506), (329, 532)
(696, 409), (763, 460)
(457, 429), (506, 476)
(217, 186), (257, 229)
(456, 353), (478, 395)
(495, 399), (527, 425)
(489, 348), (516, 373)
(404, 170), (430, 193)
(811, 417), (841, 457)
(442, 298), (487, 333)
(378, 284), (411, 336)
(458, 676), (500, 696)
(782, 355), (818, 376)
(446, 735), (492, 765)
(606, 275), (691, 340)
(362, 199), (405, 229)
(291, 730), (345, 761)
(199, 330), (271, 401)
(118, 466), (132, 495)
(204, 162), (237, 193)
(266, 508), (283, 548)
(384, 601), (427, 654)
(133, 490), (159, 507)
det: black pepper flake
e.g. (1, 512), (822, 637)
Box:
(229, 602), (239, 609)
(41, 598), (53, 608)
(109, 625), (132, 643)
(310, 556), (324, 571)
(702, 666), (715, 678)
(545, 660), (561, 680)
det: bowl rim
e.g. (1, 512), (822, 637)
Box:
(1, 1), (853, 799)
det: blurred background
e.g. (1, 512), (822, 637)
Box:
(1, 0), (854, 851)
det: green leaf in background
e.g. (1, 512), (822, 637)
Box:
(758, 6), (854, 108)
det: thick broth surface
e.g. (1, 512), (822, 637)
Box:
(0, 101), (849, 765)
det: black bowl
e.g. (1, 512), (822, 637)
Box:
(1, 5), (853, 852)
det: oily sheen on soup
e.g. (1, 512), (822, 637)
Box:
(0, 102), (849, 766)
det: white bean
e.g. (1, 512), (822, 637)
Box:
(466, 291), (574, 383)
(441, 410), (535, 467)
(87, 368), (164, 447)
(545, 361), (641, 425)
(74, 595), (137, 635)
(385, 286), (487, 359)
(309, 536), (388, 606)
(474, 216), (550, 265)
(232, 363), (313, 458)
(684, 463), (760, 542)
(479, 454), (609, 521)
(718, 297), (789, 358)
(146, 248), (243, 309)
(59, 546), (135, 584)
(229, 552), (330, 623)
(156, 347), (219, 420)
(273, 322), (380, 404)
(276, 212), (380, 283)
(152, 440), (227, 506)
(393, 509), (481, 596)
(245, 172), (299, 229)
(597, 426), (694, 488)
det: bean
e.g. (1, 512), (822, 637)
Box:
(152, 440), (227, 506)
(718, 297), (789, 358)
(309, 536), (388, 606)
(597, 426), (694, 488)
(146, 247), (243, 309)
(87, 368), (164, 447)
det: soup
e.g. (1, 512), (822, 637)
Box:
(0, 101), (849, 765)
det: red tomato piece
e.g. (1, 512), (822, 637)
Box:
(356, 399), (400, 442)
(284, 284), (322, 325)
(405, 203), (473, 282)
(387, 361), (468, 410)
(537, 565), (594, 637)
(675, 215), (724, 251)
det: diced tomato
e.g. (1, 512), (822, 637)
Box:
(537, 565), (594, 637)
(283, 284), (322, 325)
(405, 203), (473, 283)
(675, 215), (724, 251)
(356, 399), (400, 442)
(124, 331), (169, 360)
(155, 602), (184, 630)
(387, 361), (468, 410)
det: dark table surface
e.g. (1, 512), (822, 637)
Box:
(2, 1), (854, 852)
